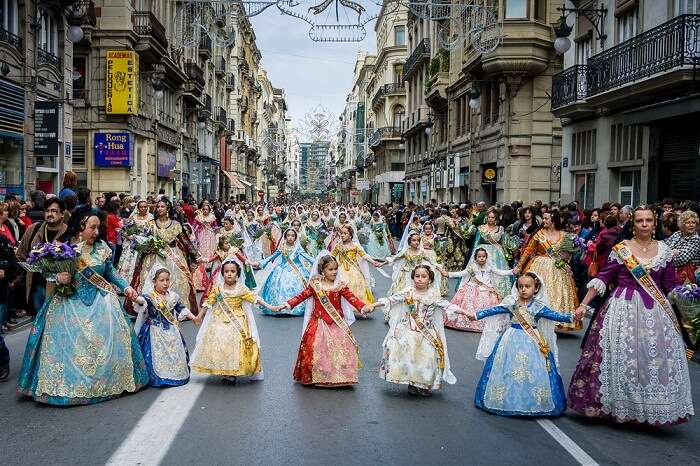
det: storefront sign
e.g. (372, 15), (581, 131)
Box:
(157, 148), (177, 178)
(34, 101), (60, 156)
(356, 178), (370, 190)
(482, 165), (497, 185)
(94, 132), (132, 167)
(447, 155), (456, 188)
(105, 50), (139, 115)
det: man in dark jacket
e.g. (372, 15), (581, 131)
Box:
(0, 233), (19, 381)
(27, 190), (46, 224)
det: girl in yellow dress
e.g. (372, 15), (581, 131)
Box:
(191, 258), (277, 382)
(330, 224), (383, 312)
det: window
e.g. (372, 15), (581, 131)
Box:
(575, 35), (592, 65)
(616, 7), (638, 43)
(38, 10), (59, 55)
(73, 56), (87, 98)
(534, 0), (546, 21)
(571, 129), (597, 166)
(619, 169), (641, 206)
(610, 124), (644, 162)
(392, 105), (405, 129)
(574, 172), (595, 208)
(394, 25), (406, 46)
(1, 0), (19, 34)
(505, 0), (527, 19)
(393, 64), (403, 83)
(0, 135), (21, 186)
(677, 0), (700, 14)
(72, 138), (86, 167)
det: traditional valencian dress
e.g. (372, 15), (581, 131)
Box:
(568, 241), (694, 426)
(473, 297), (573, 417)
(515, 230), (580, 330)
(192, 211), (218, 291)
(385, 247), (443, 298)
(18, 240), (148, 405)
(364, 219), (393, 259)
(129, 219), (199, 314)
(190, 283), (263, 379)
(134, 290), (194, 387)
(286, 277), (366, 386)
(445, 263), (512, 332)
(443, 216), (472, 272)
(468, 226), (513, 299)
(256, 238), (314, 316)
(331, 241), (377, 306)
(117, 211), (153, 282)
(301, 218), (327, 258)
(377, 287), (458, 391)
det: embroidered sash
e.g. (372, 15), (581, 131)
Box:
(163, 244), (197, 291)
(511, 304), (552, 372)
(77, 259), (116, 295)
(151, 292), (179, 328)
(612, 242), (682, 336)
(215, 291), (255, 349)
(310, 279), (362, 368)
(407, 297), (445, 369)
(282, 249), (308, 287)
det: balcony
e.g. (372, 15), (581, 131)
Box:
(216, 107), (227, 125)
(401, 105), (430, 136)
(371, 83), (406, 110)
(403, 39), (430, 81)
(552, 14), (700, 117)
(205, 94), (213, 113)
(0, 27), (22, 55)
(37, 48), (62, 71)
(185, 61), (205, 86)
(228, 118), (236, 133)
(215, 56), (226, 77)
(369, 127), (402, 147)
(226, 73), (235, 91)
(199, 35), (212, 59)
(132, 11), (168, 52)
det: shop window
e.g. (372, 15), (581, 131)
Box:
(0, 135), (21, 186)
(574, 172), (595, 208)
(618, 169), (640, 206)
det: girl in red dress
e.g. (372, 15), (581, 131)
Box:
(277, 251), (367, 387)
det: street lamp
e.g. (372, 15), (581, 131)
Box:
(553, 4), (608, 53)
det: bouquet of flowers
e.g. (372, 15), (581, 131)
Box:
(27, 242), (78, 296)
(459, 222), (475, 239)
(252, 224), (273, 241)
(134, 236), (166, 257)
(502, 233), (522, 262)
(670, 284), (700, 345)
(120, 220), (140, 238)
(373, 224), (385, 246)
(229, 234), (245, 250)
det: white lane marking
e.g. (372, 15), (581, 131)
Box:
(537, 419), (600, 466)
(105, 376), (207, 466)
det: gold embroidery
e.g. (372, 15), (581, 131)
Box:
(487, 384), (506, 405)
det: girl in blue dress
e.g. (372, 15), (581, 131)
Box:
(249, 228), (314, 316)
(18, 211), (148, 405)
(467, 272), (583, 417)
(134, 266), (196, 387)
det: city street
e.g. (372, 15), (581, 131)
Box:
(1, 272), (698, 466)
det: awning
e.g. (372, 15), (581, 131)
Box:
(238, 177), (253, 188)
(221, 170), (245, 189)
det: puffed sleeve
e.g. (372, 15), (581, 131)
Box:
(340, 285), (366, 312)
(587, 249), (624, 296)
(377, 289), (408, 308)
(515, 234), (537, 271)
(240, 286), (258, 304)
(203, 285), (220, 309)
(286, 285), (314, 308)
(259, 249), (281, 268)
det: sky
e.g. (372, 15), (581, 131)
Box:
(250, 5), (378, 132)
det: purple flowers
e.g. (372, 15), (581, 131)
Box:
(671, 284), (700, 301)
(27, 242), (78, 296)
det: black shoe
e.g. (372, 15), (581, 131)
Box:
(407, 385), (419, 396)
(224, 376), (237, 385)
(419, 388), (432, 397)
(0, 365), (9, 382)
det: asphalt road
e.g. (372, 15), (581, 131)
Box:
(1, 272), (699, 466)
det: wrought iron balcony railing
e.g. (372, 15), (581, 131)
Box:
(38, 48), (62, 70)
(226, 73), (235, 90)
(205, 94), (213, 113)
(551, 64), (589, 109)
(0, 27), (22, 53)
(199, 35), (212, 58)
(132, 11), (168, 49)
(228, 118), (235, 132)
(552, 14), (700, 108)
(369, 127), (402, 146)
(185, 61), (205, 86)
(217, 107), (227, 123)
(371, 83), (406, 109)
(403, 39), (430, 81)
(216, 56), (226, 76)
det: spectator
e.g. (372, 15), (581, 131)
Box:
(58, 171), (78, 200)
(0, 228), (17, 379)
(0, 203), (16, 247)
(6, 200), (25, 244)
(16, 198), (69, 315)
(663, 212), (680, 238)
(104, 200), (122, 257)
(27, 190), (46, 224)
(665, 210), (700, 284)
(590, 214), (621, 278)
(18, 203), (32, 229)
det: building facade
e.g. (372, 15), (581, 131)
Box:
(553, 0), (700, 206)
(299, 140), (329, 196)
(0, 0), (78, 197)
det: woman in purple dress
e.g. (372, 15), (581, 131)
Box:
(568, 206), (694, 426)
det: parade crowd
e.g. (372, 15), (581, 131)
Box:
(0, 170), (698, 428)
